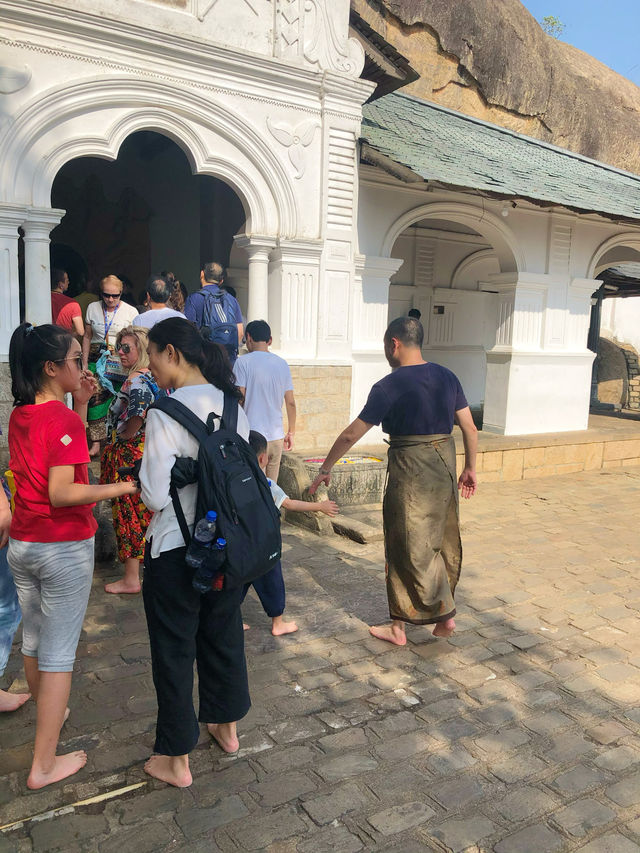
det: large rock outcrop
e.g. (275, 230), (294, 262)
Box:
(355, 0), (640, 175)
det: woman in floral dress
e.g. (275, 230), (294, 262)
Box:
(100, 326), (159, 594)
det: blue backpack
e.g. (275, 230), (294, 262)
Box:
(200, 287), (239, 361)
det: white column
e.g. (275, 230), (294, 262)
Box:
(483, 273), (595, 435)
(21, 207), (64, 327)
(0, 205), (26, 359)
(268, 240), (323, 357)
(234, 235), (275, 324)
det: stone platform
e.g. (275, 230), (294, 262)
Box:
(294, 411), (640, 492)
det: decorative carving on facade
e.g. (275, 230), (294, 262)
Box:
(197, 0), (259, 22)
(302, 0), (364, 76)
(327, 128), (355, 228)
(275, 0), (303, 60)
(0, 64), (31, 94)
(266, 116), (318, 179)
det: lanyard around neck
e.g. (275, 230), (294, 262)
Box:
(103, 302), (120, 339)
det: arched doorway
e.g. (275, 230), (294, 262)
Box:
(588, 237), (640, 411)
(49, 131), (248, 308)
(386, 206), (520, 422)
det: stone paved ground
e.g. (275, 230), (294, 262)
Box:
(1, 467), (640, 853)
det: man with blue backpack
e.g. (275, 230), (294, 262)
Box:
(184, 262), (244, 365)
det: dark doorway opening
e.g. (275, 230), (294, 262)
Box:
(49, 131), (246, 302)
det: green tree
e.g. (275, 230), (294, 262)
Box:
(540, 15), (565, 38)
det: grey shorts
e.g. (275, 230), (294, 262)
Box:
(7, 537), (94, 672)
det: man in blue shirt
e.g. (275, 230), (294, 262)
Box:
(184, 262), (244, 362)
(310, 316), (478, 647)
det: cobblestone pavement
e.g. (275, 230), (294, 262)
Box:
(1, 467), (640, 853)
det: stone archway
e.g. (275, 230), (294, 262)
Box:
(50, 131), (247, 304)
(0, 76), (299, 332)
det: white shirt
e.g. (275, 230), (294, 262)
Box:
(133, 307), (185, 329)
(86, 300), (139, 346)
(234, 350), (293, 441)
(140, 384), (250, 558)
(268, 479), (288, 509)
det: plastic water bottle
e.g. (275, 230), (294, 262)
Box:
(210, 538), (227, 592)
(188, 511), (217, 586)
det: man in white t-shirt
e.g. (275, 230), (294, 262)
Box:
(133, 274), (185, 330)
(234, 320), (296, 481)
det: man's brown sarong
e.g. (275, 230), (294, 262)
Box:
(383, 434), (461, 625)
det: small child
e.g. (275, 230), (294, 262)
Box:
(243, 430), (338, 636)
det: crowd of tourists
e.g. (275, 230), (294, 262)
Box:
(0, 261), (477, 792)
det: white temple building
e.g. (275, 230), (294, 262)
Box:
(2, 0), (640, 447)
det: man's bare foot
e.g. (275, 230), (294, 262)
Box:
(0, 689), (30, 712)
(144, 754), (192, 788)
(88, 442), (101, 458)
(369, 623), (407, 646)
(207, 723), (239, 754)
(271, 618), (298, 636)
(104, 579), (141, 595)
(432, 617), (456, 638)
(243, 623), (250, 631)
(27, 751), (87, 789)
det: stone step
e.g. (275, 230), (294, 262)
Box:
(331, 516), (384, 544)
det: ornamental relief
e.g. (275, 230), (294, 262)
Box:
(266, 116), (319, 179)
(275, 0), (364, 76)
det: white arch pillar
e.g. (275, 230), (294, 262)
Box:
(234, 235), (276, 323)
(483, 273), (596, 435)
(22, 207), (65, 327)
(0, 205), (26, 359)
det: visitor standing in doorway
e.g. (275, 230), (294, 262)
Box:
(184, 262), (243, 365)
(82, 275), (138, 456)
(310, 316), (478, 646)
(133, 274), (185, 330)
(234, 320), (296, 482)
(51, 269), (84, 337)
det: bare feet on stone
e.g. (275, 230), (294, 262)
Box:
(27, 751), (87, 789)
(0, 689), (31, 712)
(369, 623), (407, 646)
(207, 722), (239, 754)
(144, 754), (192, 788)
(271, 617), (298, 636)
(432, 617), (456, 638)
(104, 580), (141, 595)
(243, 623), (250, 631)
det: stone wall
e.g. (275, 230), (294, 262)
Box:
(620, 345), (640, 411)
(287, 365), (352, 454)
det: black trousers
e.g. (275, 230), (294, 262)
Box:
(142, 544), (251, 756)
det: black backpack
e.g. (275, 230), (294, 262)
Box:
(200, 288), (239, 360)
(151, 393), (282, 590)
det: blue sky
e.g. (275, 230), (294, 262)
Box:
(520, 0), (640, 87)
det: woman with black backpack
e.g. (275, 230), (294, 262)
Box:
(139, 318), (251, 788)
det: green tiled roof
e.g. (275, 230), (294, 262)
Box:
(361, 92), (640, 221)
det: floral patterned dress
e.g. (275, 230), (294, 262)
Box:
(100, 370), (159, 562)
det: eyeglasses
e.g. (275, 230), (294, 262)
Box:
(55, 355), (83, 370)
(101, 292), (121, 300)
(117, 343), (132, 354)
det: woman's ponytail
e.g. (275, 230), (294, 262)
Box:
(9, 323), (74, 406)
(200, 340), (242, 400)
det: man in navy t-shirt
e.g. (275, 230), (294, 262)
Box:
(310, 316), (478, 646)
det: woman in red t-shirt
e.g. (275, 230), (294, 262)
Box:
(7, 322), (138, 790)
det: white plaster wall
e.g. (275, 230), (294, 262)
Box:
(601, 297), (640, 354)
